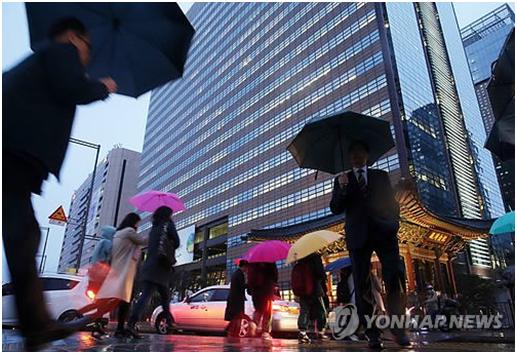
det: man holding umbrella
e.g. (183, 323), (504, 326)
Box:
(330, 140), (409, 349)
(288, 110), (410, 349)
(3, 18), (116, 350)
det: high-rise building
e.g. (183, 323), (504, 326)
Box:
(461, 4), (515, 213)
(58, 147), (141, 273)
(138, 3), (503, 287)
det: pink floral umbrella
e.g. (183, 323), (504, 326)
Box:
(129, 190), (186, 213)
(243, 240), (291, 263)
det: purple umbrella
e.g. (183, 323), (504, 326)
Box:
(129, 190), (186, 213)
(243, 241), (291, 263)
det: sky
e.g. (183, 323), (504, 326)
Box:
(1, 1), (514, 282)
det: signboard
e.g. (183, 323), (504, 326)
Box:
(49, 206), (67, 226)
(175, 225), (195, 266)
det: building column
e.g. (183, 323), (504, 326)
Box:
(433, 247), (445, 292)
(404, 247), (416, 292)
(447, 254), (458, 296)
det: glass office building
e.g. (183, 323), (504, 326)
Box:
(138, 3), (502, 286)
(461, 4), (515, 213)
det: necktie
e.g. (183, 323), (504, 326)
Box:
(357, 168), (367, 194)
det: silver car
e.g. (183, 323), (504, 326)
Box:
(150, 285), (299, 337)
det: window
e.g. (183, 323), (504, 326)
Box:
(189, 289), (215, 303)
(208, 223), (228, 240)
(211, 289), (230, 302)
(41, 278), (79, 291)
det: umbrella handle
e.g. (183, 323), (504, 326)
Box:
(338, 132), (345, 172)
(314, 171), (319, 180)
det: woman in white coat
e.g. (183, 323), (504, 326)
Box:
(80, 213), (147, 337)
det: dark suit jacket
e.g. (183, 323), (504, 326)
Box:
(3, 43), (109, 178)
(224, 268), (246, 321)
(330, 168), (400, 250)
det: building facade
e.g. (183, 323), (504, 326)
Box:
(138, 3), (503, 290)
(461, 4), (515, 214)
(58, 147), (141, 273)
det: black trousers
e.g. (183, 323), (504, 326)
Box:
(349, 231), (406, 338)
(129, 281), (173, 326)
(2, 154), (49, 336)
(116, 301), (130, 331)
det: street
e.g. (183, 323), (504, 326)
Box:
(3, 329), (514, 352)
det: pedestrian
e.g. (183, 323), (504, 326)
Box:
(80, 213), (147, 338)
(2, 17), (117, 350)
(224, 259), (249, 338)
(78, 226), (116, 336)
(424, 284), (440, 320)
(336, 267), (354, 306)
(127, 206), (180, 338)
(330, 140), (410, 349)
(292, 253), (329, 344)
(247, 262), (278, 341)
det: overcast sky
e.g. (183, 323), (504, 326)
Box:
(2, 2), (514, 282)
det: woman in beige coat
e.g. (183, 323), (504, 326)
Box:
(80, 213), (147, 337)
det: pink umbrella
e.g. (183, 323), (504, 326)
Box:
(243, 240), (291, 263)
(129, 190), (186, 213)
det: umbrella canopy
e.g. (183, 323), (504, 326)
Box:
(129, 190), (186, 213)
(243, 241), (291, 263)
(287, 111), (395, 174)
(26, 2), (195, 98)
(286, 230), (342, 264)
(487, 28), (514, 120)
(485, 113), (515, 161)
(324, 257), (352, 272)
(490, 211), (515, 235)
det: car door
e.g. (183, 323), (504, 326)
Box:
(204, 288), (230, 330)
(181, 289), (215, 330)
(2, 283), (17, 325)
(40, 277), (80, 320)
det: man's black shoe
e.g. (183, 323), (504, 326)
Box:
(126, 323), (143, 339)
(25, 320), (81, 351)
(367, 335), (384, 350)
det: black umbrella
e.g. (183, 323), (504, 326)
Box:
(287, 111), (395, 174)
(485, 28), (514, 160)
(487, 28), (514, 120)
(26, 3), (195, 98)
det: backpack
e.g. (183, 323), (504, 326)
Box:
(291, 262), (314, 297)
(157, 222), (176, 269)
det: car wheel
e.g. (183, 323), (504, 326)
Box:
(58, 310), (82, 323)
(238, 315), (253, 338)
(155, 313), (176, 335)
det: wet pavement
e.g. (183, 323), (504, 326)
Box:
(2, 329), (514, 352)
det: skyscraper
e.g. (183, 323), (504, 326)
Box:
(138, 3), (503, 286)
(461, 4), (515, 212)
(58, 148), (141, 273)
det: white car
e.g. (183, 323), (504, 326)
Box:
(150, 285), (300, 337)
(2, 273), (102, 326)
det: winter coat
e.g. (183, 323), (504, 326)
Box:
(3, 43), (108, 178)
(224, 268), (247, 321)
(247, 262), (278, 299)
(299, 253), (327, 299)
(96, 227), (148, 302)
(141, 221), (180, 288)
(91, 226), (116, 264)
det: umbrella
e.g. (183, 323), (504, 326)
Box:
(243, 241), (291, 263)
(489, 211), (515, 235)
(129, 190), (186, 213)
(324, 257), (352, 272)
(287, 111), (395, 174)
(286, 231), (342, 264)
(487, 28), (514, 120)
(485, 113), (515, 161)
(26, 3), (195, 98)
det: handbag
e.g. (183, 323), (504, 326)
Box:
(157, 222), (176, 268)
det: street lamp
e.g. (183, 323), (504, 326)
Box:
(69, 137), (101, 274)
(39, 227), (50, 274)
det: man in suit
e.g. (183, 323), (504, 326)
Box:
(3, 18), (117, 350)
(330, 140), (410, 349)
